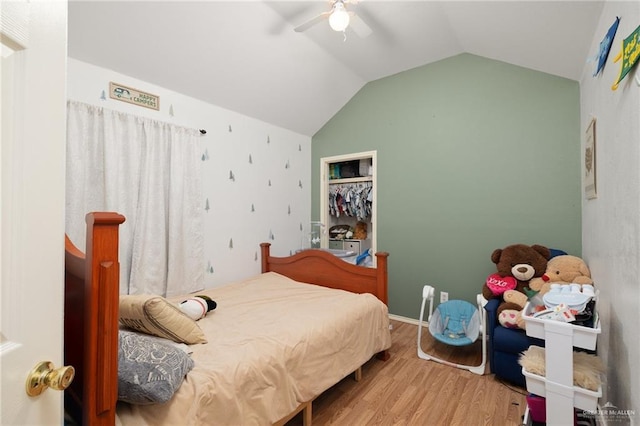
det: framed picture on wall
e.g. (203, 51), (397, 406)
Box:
(584, 118), (597, 200)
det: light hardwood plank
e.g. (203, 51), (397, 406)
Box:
(286, 320), (527, 426)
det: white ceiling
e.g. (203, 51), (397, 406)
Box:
(68, 1), (604, 136)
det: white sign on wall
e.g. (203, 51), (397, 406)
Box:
(109, 82), (159, 110)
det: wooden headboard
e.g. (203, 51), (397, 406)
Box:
(64, 212), (125, 426)
(260, 243), (389, 305)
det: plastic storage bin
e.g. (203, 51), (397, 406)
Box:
(522, 300), (602, 425)
(526, 394), (547, 423)
(522, 368), (602, 411)
(523, 302), (600, 350)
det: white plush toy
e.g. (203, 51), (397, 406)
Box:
(179, 295), (217, 321)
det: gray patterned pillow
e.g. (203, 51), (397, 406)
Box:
(118, 330), (194, 405)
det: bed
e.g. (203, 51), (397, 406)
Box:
(64, 212), (391, 426)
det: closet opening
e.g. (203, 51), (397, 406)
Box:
(319, 151), (377, 266)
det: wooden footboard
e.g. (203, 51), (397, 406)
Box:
(64, 212), (125, 426)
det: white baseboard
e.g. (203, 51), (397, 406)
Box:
(388, 313), (421, 326)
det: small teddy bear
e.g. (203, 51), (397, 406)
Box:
(528, 255), (593, 297)
(179, 295), (217, 321)
(353, 221), (367, 240)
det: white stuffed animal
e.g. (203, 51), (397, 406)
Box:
(179, 295), (217, 321)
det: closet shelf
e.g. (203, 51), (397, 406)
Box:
(329, 176), (373, 184)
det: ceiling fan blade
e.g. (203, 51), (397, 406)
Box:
(349, 13), (372, 37)
(294, 11), (331, 33)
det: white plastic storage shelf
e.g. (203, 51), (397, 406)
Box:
(522, 368), (601, 412)
(522, 302), (602, 425)
(523, 303), (600, 350)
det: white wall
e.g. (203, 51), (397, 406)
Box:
(67, 59), (312, 288)
(580, 1), (639, 421)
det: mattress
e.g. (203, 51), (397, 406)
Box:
(116, 271), (391, 426)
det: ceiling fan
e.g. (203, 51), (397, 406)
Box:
(294, 0), (372, 37)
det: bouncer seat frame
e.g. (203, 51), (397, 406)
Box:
(417, 285), (488, 375)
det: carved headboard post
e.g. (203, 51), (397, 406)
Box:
(374, 251), (389, 306)
(260, 242), (271, 273)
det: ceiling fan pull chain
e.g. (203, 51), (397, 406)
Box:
(343, 31), (347, 42)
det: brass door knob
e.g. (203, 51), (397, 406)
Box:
(25, 361), (75, 396)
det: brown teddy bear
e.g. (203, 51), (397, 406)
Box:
(528, 255), (593, 297)
(353, 221), (367, 240)
(482, 244), (551, 330)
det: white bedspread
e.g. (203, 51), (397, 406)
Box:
(116, 272), (391, 426)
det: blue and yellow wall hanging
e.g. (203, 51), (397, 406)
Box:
(612, 24), (640, 90)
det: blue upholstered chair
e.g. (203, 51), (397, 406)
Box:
(484, 298), (544, 387)
(483, 248), (567, 387)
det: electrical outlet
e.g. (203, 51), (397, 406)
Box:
(440, 291), (449, 303)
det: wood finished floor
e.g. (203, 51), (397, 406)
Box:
(286, 320), (528, 426)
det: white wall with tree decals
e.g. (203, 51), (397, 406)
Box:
(67, 58), (311, 288)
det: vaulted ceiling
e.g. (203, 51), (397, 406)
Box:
(68, 1), (604, 136)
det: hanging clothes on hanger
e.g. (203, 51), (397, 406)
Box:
(328, 182), (372, 221)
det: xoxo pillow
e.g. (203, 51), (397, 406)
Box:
(486, 273), (517, 296)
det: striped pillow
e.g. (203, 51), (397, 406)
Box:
(119, 295), (207, 344)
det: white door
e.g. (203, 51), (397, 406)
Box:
(1, 1), (68, 424)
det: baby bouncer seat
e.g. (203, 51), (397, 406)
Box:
(417, 285), (487, 375)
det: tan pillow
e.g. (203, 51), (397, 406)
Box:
(119, 295), (207, 344)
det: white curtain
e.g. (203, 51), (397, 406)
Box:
(66, 101), (204, 297)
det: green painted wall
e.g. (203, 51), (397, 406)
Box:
(311, 54), (582, 319)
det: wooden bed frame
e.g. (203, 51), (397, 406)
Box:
(64, 212), (390, 425)
(260, 242), (389, 305)
(64, 212), (126, 426)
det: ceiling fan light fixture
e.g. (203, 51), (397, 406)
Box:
(328, 2), (350, 32)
